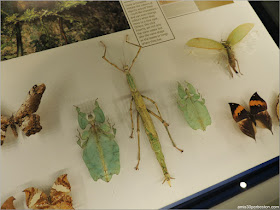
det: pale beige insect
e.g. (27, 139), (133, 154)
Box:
(187, 23), (254, 77)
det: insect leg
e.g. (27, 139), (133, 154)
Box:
(9, 116), (18, 137)
(147, 109), (169, 126)
(227, 64), (234, 78)
(141, 95), (164, 121)
(100, 41), (125, 73)
(147, 109), (183, 153)
(135, 112), (141, 170)
(235, 59), (243, 75)
(10, 124), (18, 137)
(125, 35), (142, 72)
(129, 97), (134, 138)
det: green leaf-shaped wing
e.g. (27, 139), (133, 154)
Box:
(186, 82), (196, 95)
(177, 82), (211, 131)
(93, 101), (105, 123)
(183, 98), (211, 131)
(83, 132), (120, 182)
(178, 82), (186, 99)
(186, 38), (224, 50)
(227, 23), (254, 46)
(76, 107), (89, 130)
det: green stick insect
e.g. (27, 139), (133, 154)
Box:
(100, 36), (183, 186)
(187, 23), (254, 77)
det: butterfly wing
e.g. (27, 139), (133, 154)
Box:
(249, 92), (273, 133)
(186, 38), (225, 50)
(227, 23), (254, 46)
(229, 103), (256, 140)
(23, 187), (50, 209)
(1, 196), (16, 209)
(50, 174), (74, 209)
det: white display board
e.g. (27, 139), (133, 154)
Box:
(1, 1), (279, 209)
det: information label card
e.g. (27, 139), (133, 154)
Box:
(121, 1), (174, 47)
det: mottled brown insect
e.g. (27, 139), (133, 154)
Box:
(1, 84), (46, 145)
(23, 174), (73, 209)
(229, 92), (273, 140)
(1, 196), (16, 209)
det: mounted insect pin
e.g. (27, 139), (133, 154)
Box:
(187, 23), (254, 77)
(100, 35), (183, 186)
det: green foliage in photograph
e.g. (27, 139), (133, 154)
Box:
(1, 1), (129, 60)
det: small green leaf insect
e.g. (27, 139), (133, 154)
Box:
(186, 23), (254, 77)
(177, 82), (211, 131)
(75, 100), (120, 182)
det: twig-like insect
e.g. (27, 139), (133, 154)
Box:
(100, 36), (183, 186)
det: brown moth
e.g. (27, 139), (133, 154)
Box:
(23, 174), (73, 209)
(229, 92), (273, 140)
(1, 196), (16, 209)
(1, 84), (46, 145)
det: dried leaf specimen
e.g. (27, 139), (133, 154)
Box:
(1, 196), (16, 209)
(187, 23), (254, 77)
(229, 92), (273, 140)
(177, 82), (211, 131)
(76, 100), (120, 182)
(23, 174), (73, 209)
(100, 36), (183, 186)
(1, 84), (46, 145)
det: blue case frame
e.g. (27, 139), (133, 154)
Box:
(163, 156), (279, 209)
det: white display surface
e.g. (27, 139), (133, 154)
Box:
(1, 1), (279, 209)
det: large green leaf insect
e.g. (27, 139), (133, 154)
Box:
(100, 36), (183, 186)
(177, 82), (211, 131)
(186, 23), (254, 77)
(75, 100), (120, 182)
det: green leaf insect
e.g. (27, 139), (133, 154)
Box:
(186, 23), (254, 77)
(76, 101), (120, 182)
(177, 82), (211, 131)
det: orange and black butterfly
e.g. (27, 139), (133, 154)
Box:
(229, 92), (273, 140)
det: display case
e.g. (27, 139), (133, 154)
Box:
(1, 1), (279, 209)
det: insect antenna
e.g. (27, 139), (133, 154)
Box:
(125, 35), (142, 72)
(100, 41), (125, 73)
